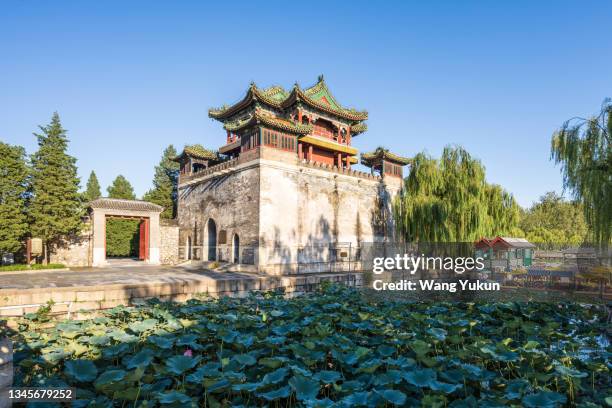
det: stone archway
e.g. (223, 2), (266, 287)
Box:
(207, 218), (217, 261)
(232, 233), (240, 263)
(90, 198), (163, 267)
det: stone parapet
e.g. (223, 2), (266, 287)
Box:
(0, 272), (363, 321)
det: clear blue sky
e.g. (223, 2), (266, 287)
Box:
(1, 1), (610, 207)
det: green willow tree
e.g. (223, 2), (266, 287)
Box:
(107, 175), (136, 200)
(0, 142), (29, 256)
(393, 146), (520, 242)
(83, 171), (101, 202)
(142, 145), (179, 219)
(29, 113), (82, 263)
(551, 99), (611, 245)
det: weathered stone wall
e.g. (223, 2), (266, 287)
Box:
(160, 220), (179, 265)
(49, 226), (92, 267)
(177, 146), (403, 274)
(258, 148), (401, 274)
(177, 161), (260, 264)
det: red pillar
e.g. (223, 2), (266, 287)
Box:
(308, 145), (313, 162)
(139, 220), (145, 260)
(226, 130), (231, 144)
(346, 156), (351, 169)
(298, 143), (303, 160)
(337, 153), (342, 168)
(298, 110), (302, 123)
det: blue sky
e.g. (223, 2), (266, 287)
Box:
(1, 1), (610, 207)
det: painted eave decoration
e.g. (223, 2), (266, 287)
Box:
(223, 111), (313, 135)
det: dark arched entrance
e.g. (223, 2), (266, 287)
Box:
(207, 219), (217, 261)
(187, 236), (192, 260)
(232, 234), (240, 263)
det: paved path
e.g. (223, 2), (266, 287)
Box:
(0, 264), (259, 290)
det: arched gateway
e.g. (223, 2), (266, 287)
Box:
(90, 198), (163, 267)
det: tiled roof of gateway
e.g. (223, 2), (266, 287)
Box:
(89, 198), (163, 212)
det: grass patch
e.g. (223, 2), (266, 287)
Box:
(0, 263), (65, 272)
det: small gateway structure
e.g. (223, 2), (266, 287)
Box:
(90, 198), (163, 266)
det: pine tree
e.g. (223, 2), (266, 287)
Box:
(0, 142), (29, 256)
(142, 145), (179, 218)
(107, 175), (136, 200)
(29, 113), (82, 263)
(83, 171), (101, 202)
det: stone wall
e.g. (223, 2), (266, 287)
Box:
(177, 160), (260, 264)
(177, 146), (403, 274)
(258, 148), (401, 274)
(49, 227), (92, 267)
(160, 220), (179, 265)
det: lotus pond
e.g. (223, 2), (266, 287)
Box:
(11, 285), (611, 407)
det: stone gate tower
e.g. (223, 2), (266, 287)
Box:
(175, 76), (410, 274)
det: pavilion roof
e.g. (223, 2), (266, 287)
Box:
(173, 144), (219, 162)
(208, 76), (368, 122)
(361, 147), (411, 167)
(350, 122), (367, 135)
(223, 110), (313, 135)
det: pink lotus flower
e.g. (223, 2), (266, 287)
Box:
(183, 349), (193, 357)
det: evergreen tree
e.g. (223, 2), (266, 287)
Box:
(393, 146), (520, 242)
(83, 170), (101, 202)
(0, 142), (29, 256)
(107, 175), (136, 200)
(29, 113), (82, 263)
(142, 145), (179, 218)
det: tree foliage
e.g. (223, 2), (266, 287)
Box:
(551, 100), (611, 245)
(107, 175), (136, 200)
(105, 219), (140, 257)
(394, 146), (520, 242)
(0, 142), (29, 255)
(83, 170), (101, 202)
(29, 113), (82, 262)
(520, 192), (587, 246)
(106, 174), (139, 256)
(142, 145), (179, 219)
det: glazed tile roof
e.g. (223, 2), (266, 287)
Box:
(89, 198), (163, 212)
(209, 76), (368, 122)
(173, 144), (219, 161)
(350, 123), (367, 135)
(361, 147), (411, 166)
(224, 111), (313, 135)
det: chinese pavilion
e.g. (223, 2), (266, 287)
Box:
(208, 75), (368, 169)
(173, 76), (410, 274)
